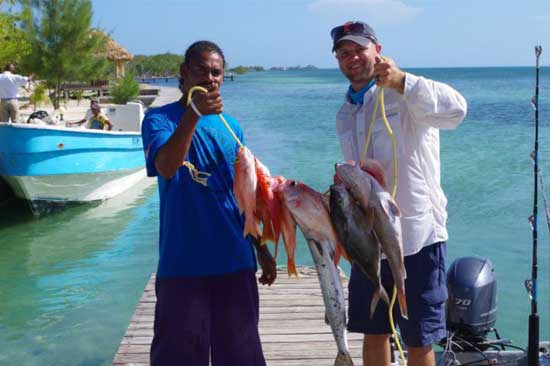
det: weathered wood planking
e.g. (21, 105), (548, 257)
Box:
(113, 266), (363, 366)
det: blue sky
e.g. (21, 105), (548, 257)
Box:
(91, 0), (549, 68)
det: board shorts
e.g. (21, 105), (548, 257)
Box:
(347, 242), (448, 347)
(150, 268), (266, 366)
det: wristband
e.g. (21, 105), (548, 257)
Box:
(189, 98), (202, 117)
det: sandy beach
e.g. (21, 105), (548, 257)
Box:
(14, 83), (181, 124)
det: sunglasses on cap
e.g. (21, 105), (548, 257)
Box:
(330, 21), (378, 49)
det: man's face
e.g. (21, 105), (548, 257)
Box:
(335, 40), (381, 90)
(6, 64), (15, 73)
(181, 51), (224, 93)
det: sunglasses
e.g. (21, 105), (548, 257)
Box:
(330, 22), (377, 45)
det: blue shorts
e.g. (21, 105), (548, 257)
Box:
(150, 269), (266, 366)
(347, 242), (448, 347)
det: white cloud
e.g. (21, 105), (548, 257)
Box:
(308, 0), (421, 25)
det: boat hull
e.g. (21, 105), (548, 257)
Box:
(0, 122), (147, 214)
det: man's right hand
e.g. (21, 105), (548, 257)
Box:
(192, 89), (223, 115)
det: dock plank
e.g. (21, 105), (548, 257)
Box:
(112, 266), (361, 366)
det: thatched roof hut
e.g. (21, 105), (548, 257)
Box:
(106, 38), (133, 78)
(92, 30), (133, 78)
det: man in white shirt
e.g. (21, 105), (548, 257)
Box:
(331, 21), (467, 366)
(0, 63), (33, 123)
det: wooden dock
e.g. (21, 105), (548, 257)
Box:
(112, 266), (364, 366)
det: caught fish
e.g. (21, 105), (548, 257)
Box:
(329, 184), (390, 318)
(278, 180), (354, 366)
(335, 161), (408, 319)
(255, 158), (282, 245)
(234, 146), (260, 238)
(272, 176), (297, 276)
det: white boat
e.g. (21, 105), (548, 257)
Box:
(0, 102), (147, 214)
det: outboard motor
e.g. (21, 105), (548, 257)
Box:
(446, 256), (497, 350)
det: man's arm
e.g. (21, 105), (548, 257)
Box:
(251, 236), (277, 286)
(154, 89), (222, 179)
(403, 73), (467, 129)
(373, 56), (467, 129)
(105, 118), (113, 131)
(66, 118), (87, 127)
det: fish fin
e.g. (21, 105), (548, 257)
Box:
(334, 241), (351, 265)
(260, 220), (276, 244)
(335, 352), (355, 366)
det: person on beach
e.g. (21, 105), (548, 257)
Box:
(0, 63), (33, 123)
(141, 40), (276, 366)
(66, 99), (113, 130)
(330, 21), (467, 366)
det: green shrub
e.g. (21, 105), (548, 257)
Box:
(110, 73), (140, 104)
(29, 82), (51, 110)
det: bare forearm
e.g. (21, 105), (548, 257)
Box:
(155, 107), (199, 179)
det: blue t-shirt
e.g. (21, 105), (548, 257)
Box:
(141, 101), (256, 279)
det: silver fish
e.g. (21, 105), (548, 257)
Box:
(329, 184), (390, 318)
(278, 180), (354, 366)
(335, 161), (408, 319)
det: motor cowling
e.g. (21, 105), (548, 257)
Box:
(446, 256), (497, 338)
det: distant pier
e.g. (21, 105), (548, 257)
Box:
(112, 266), (363, 366)
(136, 73), (234, 84)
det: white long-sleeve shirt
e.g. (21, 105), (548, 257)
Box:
(0, 71), (29, 99)
(336, 73), (467, 256)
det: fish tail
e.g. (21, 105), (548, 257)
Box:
(334, 351), (355, 366)
(380, 285), (390, 306)
(287, 258), (298, 277)
(369, 293), (380, 320)
(369, 286), (390, 319)
(397, 288), (408, 320)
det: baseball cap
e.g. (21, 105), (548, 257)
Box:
(330, 21), (378, 52)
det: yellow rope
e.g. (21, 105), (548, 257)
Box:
(359, 88), (397, 198)
(358, 80), (405, 364)
(186, 86), (244, 148)
(181, 86), (245, 185)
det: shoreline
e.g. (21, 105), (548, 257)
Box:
(15, 83), (181, 123)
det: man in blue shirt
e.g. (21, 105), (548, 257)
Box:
(141, 41), (276, 366)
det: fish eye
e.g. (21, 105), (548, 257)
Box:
(290, 181), (296, 187)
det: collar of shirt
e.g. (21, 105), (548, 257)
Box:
(347, 79), (376, 105)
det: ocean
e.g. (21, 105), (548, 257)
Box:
(0, 67), (548, 366)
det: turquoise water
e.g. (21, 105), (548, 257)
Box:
(1, 67), (549, 365)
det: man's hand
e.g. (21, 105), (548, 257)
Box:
(191, 88), (223, 115)
(252, 237), (277, 286)
(373, 56), (406, 95)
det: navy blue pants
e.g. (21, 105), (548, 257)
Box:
(348, 242), (448, 347)
(150, 269), (266, 366)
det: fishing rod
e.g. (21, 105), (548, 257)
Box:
(527, 45), (542, 366)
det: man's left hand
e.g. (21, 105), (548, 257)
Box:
(373, 56), (406, 95)
(253, 238), (277, 286)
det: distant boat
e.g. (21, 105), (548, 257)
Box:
(0, 102), (147, 215)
